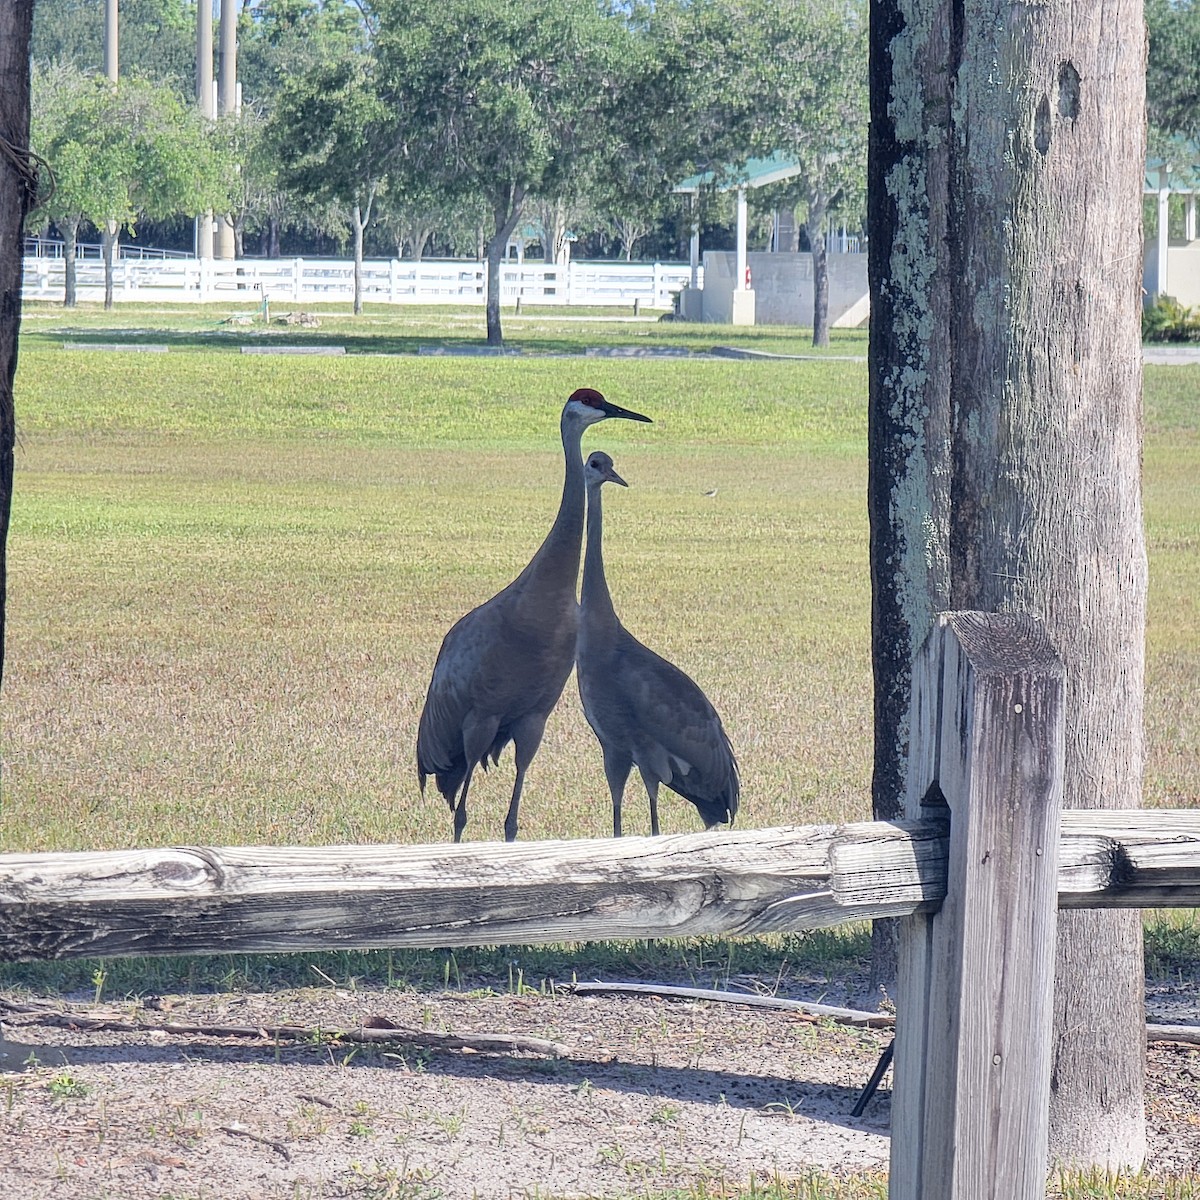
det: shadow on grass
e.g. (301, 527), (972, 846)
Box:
(20, 306), (870, 360)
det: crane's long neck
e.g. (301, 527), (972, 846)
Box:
(518, 413), (585, 596)
(581, 482), (619, 629)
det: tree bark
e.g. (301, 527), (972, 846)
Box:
(102, 219), (118, 309)
(805, 194), (831, 348)
(352, 203), (365, 316)
(485, 186), (525, 347)
(63, 216), (81, 308)
(350, 188), (377, 318)
(869, 0), (1149, 1169)
(866, 0), (954, 989)
(0, 0), (35, 693)
(947, 0), (1148, 1168)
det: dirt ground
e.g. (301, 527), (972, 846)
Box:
(0, 976), (1197, 1200)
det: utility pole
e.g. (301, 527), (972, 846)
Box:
(215, 0), (239, 260)
(195, 0), (215, 259)
(104, 0), (118, 81)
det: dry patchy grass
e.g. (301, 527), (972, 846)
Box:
(0, 335), (1196, 854)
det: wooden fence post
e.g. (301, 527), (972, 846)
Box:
(890, 612), (1065, 1200)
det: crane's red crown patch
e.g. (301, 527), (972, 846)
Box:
(570, 387), (607, 408)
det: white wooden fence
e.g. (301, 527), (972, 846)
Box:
(2, 612), (1198, 1199)
(19, 254), (698, 310)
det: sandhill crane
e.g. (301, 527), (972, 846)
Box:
(417, 390), (652, 843)
(576, 451), (740, 837)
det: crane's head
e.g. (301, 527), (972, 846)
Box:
(584, 451), (628, 490)
(564, 387), (652, 428)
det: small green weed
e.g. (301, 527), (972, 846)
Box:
(46, 1071), (90, 1101)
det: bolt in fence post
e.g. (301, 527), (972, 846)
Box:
(890, 611), (1064, 1200)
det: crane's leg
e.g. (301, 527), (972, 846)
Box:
(452, 768), (475, 843)
(602, 746), (633, 837)
(459, 713), (501, 843)
(637, 768), (662, 837)
(504, 715), (548, 843)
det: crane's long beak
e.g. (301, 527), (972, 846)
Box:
(604, 465), (629, 488)
(600, 400), (652, 423)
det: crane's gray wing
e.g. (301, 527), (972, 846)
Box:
(416, 599), (507, 777)
(608, 633), (739, 804)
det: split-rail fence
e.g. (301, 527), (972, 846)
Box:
(2, 612), (1198, 1199)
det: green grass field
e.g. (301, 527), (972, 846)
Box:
(3, 303), (1196, 852)
(1, 304), (1197, 1199)
(2, 303), (1198, 948)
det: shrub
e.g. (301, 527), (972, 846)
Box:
(1142, 294), (1200, 342)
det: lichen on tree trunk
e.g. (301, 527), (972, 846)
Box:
(866, 0), (954, 988)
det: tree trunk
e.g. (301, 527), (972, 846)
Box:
(101, 219), (118, 310)
(485, 187), (525, 347)
(869, 0), (1149, 1169)
(268, 216), (280, 258)
(63, 216), (82, 308)
(413, 228), (430, 262)
(866, 0), (954, 989)
(352, 203), (365, 316)
(948, 1), (1147, 1168)
(805, 194), (830, 348)
(0, 0), (35, 694)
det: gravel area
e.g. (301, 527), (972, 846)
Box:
(0, 977), (1196, 1199)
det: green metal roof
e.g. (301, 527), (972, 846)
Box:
(675, 152), (802, 194)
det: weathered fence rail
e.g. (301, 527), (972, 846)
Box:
(2, 811), (1198, 964)
(2, 612), (1198, 1200)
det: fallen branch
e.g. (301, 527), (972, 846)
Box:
(569, 981), (895, 1028)
(0, 998), (569, 1057)
(219, 1122), (291, 1160)
(1146, 1023), (1200, 1047)
(570, 983), (1200, 1047)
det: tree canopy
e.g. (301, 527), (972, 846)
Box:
(1147, 0), (1200, 144)
(24, 0), (878, 332)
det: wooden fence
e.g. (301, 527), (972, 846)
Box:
(2, 612), (1198, 1199)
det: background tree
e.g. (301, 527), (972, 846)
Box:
(1147, 0), (1200, 142)
(586, 0), (759, 268)
(239, 0), (366, 107)
(869, 0), (1149, 1171)
(38, 74), (230, 308)
(216, 104), (279, 258)
(271, 54), (392, 314)
(32, 0), (194, 90)
(28, 63), (108, 306)
(743, 0), (867, 347)
(374, 0), (619, 345)
(0, 0), (35, 696)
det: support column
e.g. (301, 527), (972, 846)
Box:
(1155, 167), (1170, 298)
(104, 0), (118, 81)
(731, 186), (755, 325)
(1186, 193), (1196, 244)
(689, 196), (699, 289)
(734, 186), (747, 290)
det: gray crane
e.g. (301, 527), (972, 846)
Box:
(576, 451), (740, 837)
(417, 390), (652, 843)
